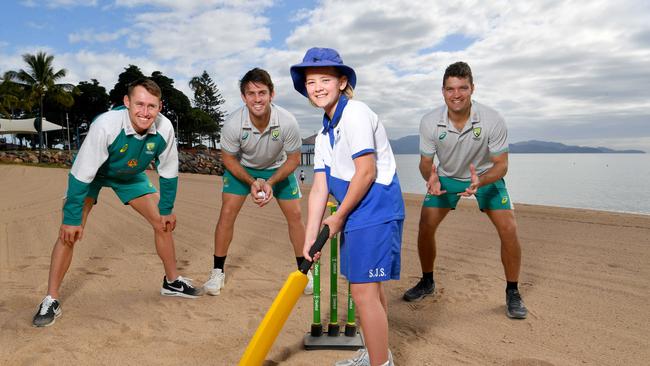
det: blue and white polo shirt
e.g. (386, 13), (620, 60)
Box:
(314, 97), (404, 231)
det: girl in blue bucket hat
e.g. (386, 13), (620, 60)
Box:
(292, 47), (404, 366)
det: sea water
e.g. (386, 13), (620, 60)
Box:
(300, 154), (650, 215)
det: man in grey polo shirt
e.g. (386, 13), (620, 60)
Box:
(403, 62), (528, 319)
(203, 68), (311, 295)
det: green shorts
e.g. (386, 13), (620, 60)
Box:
(87, 172), (157, 205)
(423, 177), (513, 210)
(222, 167), (301, 200)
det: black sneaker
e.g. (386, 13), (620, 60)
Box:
(33, 295), (62, 327)
(161, 276), (204, 298)
(403, 278), (435, 302)
(506, 289), (528, 319)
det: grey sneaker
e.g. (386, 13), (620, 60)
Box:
(506, 289), (528, 319)
(334, 349), (393, 366)
(335, 348), (368, 366)
(161, 276), (203, 298)
(203, 269), (225, 296)
(33, 295), (62, 327)
(403, 278), (435, 302)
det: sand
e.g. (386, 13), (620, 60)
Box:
(0, 164), (648, 365)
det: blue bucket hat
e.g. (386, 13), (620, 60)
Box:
(290, 47), (357, 97)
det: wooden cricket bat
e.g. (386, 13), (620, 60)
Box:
(238, 225), (330, 366)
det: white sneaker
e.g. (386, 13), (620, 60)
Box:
(204, 268), (225, 296)
(334, 348), (368, 366)
(334, 349), (393, 366)
(304, 269), (314, 295)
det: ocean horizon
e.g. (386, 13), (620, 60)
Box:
(299, 153), (650, 215)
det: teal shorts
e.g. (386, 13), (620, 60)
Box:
(222, 167), (301, 200)
(87, 172), (157, 205)
(423, 177), (513, 210)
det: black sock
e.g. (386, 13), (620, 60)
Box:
(214, 255), (226, 271)
(296, 256), (306, 269)
(423, 272), (434, 283)
(506, 281), (518, 291)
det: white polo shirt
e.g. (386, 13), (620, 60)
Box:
(419, 100), (508, 180)
(221, 104), (301, 169)
(314, 99), (404, 231)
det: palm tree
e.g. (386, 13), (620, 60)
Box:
(6, 52), (75, 161)
(0, 71), (31, 118)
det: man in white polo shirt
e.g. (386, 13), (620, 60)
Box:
(403, 62), (528, 319)
(203, 68), (311, 295)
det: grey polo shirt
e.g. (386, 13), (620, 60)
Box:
(419, 100), (508, 181)
(221, 104), (301, 169)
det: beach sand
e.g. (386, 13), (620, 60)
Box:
(0, 164), (648, 365)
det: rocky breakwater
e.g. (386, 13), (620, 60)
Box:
(0, 150), (73, 165)
(179, 149), (224, 175)
(0, 149), (225, 176)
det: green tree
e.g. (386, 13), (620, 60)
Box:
(150, 71), (191, 145)
(67, 79), (110, 148)
(108, 65), (145, 107)
(6, 52), (75, 160)
(188, 108), (217, 147)
(0, 71), (32, 118)
(109, 67), (193, 146)
(189, 70), (225, 147)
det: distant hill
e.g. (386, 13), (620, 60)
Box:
(508, 140), (645, 154)
(389, 135), (420, 154)
(389, 136), (646, 154)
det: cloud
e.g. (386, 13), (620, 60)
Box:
(5, 0), (650, 152)
(114, 0), (272, 12)
(276, 1), (650, 150)
(129, 9), (271, 62)
(55, 50), (164, 90)
(21, 0), (97, 8)
(69, 29), (130, 44)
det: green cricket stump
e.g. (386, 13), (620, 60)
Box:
(304, 202), (364, 350)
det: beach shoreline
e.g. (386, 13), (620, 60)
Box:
(1, 164), (648, 365)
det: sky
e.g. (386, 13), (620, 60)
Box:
(1, 0), (649, 151)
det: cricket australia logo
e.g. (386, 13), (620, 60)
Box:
(242, 131), (249, 141)
(119, 144), (128, 153)
(271, 129), (280, 141)
(473, 127), (482, 139)
(438, 131), (447, 140)
(146, 142), (156, 154)
(127, 159), (138, 168)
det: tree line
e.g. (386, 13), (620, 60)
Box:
(0, 51), (226, 158)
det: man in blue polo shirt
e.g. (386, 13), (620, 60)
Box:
(403, 62), (528, 319)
